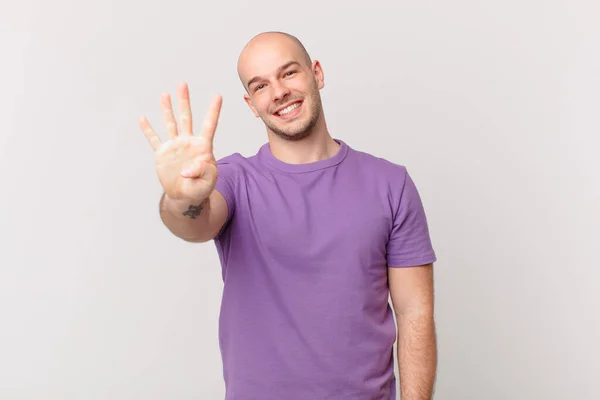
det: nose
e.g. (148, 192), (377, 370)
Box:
(271, 81), (291, 103)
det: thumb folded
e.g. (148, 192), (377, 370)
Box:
(180, 157), (204, 178)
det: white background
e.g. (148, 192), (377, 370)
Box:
(1, 0), (598, 398)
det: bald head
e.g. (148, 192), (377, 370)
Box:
(236, 31), (326, 141)
(237, 31), (313, 89)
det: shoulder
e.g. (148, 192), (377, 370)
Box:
(348, 145), (409, 186)
(215, 151), (259, 175)
(214, 149), (269, 193)
(216, 152), (249, 166)
(344, 145), (417, 213)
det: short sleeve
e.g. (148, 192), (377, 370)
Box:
(213, 155), (240, 239)
(386, 168), (437, 267)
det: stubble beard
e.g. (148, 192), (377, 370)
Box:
(264, 92), (323, 142)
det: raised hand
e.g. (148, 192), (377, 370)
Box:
(139, 82), (223, 204)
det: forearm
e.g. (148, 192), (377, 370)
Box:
(397, 312), (437, 400)
(159, 192), (213, 242)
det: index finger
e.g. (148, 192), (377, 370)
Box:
(201, 94), (223, 146)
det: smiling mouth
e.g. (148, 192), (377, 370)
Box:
(274, 101), (303, 118)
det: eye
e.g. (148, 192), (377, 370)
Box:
(255, 84), (265, 91)
(284, 71), (296, 77)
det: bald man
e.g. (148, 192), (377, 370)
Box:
(140, 31), (438, 400)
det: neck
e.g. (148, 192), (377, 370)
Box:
(266, 116), (340, 165)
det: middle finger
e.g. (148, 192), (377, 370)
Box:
(177, 82), (193, 137)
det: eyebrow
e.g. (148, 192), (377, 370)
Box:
(246, 61), (301, 88)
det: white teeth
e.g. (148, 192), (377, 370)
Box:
(277, 102), (300, 116)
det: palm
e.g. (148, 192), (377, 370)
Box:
(139, 82), (223, 202)
(155, 136), (216, 200)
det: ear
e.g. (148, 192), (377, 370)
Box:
(243, 93), (260, 118)
(312, 60), (325, 89)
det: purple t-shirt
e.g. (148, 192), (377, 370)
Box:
(213, 138), (436, 400)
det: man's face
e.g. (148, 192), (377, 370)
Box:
(240, 41), (324, 141)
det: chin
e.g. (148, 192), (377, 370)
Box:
(262, 102), (321, 141)
(273, 117), (317, 139)
(272, 127), (313, 142)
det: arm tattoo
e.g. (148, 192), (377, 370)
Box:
(182, 202), (205, 219)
